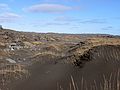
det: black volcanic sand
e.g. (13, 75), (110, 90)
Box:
(8, 45), (120, 90)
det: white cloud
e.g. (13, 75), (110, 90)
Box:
(25, 4), (74, 13)
(0, 12), (21, 23)
(45, 22), (70, 26)
(0, 12), (21, 18)
(102, 26), (113, 30)
(55, 16), (81, 22)
(79, 19), (107, 24)
(0, 3), (21, 23)
(0, 3), (10, 11)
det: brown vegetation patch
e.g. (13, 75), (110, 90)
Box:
(0, 64), (29, 89)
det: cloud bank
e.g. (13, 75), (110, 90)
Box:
(25, 4), (75, 13)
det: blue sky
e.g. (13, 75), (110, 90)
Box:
(0, 0), (120, 35)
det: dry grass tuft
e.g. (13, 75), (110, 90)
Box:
(58, 69), (120, 90)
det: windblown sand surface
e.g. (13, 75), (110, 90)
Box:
(8, 45), (120, 90)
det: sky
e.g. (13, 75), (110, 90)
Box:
(0, 0), (120, 35)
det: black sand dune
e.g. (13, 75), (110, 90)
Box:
(8, 45), (120, 90)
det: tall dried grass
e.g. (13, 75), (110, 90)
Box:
(58, 69), (120, 90)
